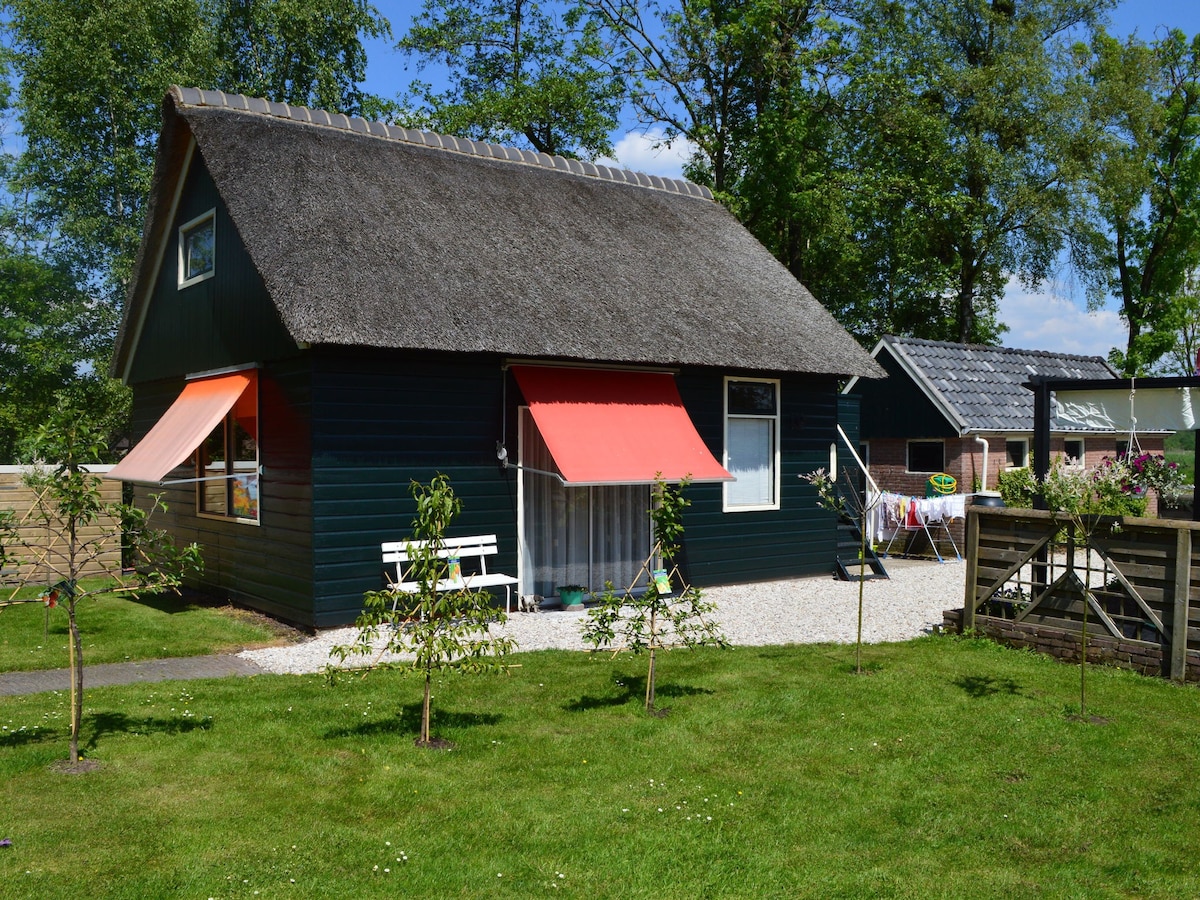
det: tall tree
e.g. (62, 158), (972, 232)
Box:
(3, 0), (391, 452)
(5, 0), (218, 299)
(846, 0), (1112, 344)
(589, 1), (862, 324)
(207, 0), (390, 117)
(0, 248), (123, 463)
(1162, 269), (1200, 375)
(1078, 29), (1200, 376)
(4, 402), (201, 768)
(398, 0), (624, 157)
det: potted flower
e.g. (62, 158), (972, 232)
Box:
(557, 584), (588, 610)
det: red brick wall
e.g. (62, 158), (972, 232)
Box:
(864, 433), (1169, 551)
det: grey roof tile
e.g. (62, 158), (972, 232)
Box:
(881, 335), (1119, 432)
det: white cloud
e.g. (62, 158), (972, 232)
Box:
(598, 129), (696, 180)
(998, 276), (1123, 360)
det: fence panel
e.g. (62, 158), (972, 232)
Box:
(962, 506), (1200, 682)
(0, 466), (122, 592)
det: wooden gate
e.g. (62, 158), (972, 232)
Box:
(963, 506), (1200, 682)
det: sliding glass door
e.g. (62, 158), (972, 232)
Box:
(518, 409), (651, 598)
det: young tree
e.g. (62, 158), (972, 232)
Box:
(1038, 457), (1139, 719)
(802, 466), (880, 674)
(397, 0), (624, 157)
(7, 402), (202, 768)
(581, 478), (726, 715)
(329, 474), (515, 748)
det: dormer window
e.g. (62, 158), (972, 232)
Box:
(178, 210), (215, 288)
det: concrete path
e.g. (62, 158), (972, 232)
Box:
(0, 654), (266, 696)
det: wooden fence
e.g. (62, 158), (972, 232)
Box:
(0, 465), (122, 593)
(959, 506), (1200, 683)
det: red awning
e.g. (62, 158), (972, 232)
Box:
(511, 365), (732, 485)
(106, 370), (256, 483)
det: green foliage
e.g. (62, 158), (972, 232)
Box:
(581, 478), (726, 713)
(799, 466), (848, 517)
(1, 0), (391, 456)
(6, 0), (220, 297)
(1039, 457), (1148, 524)
(997, 466), (1039, 509)
(0, 250), (120, 463)
(1077, 28), (1200, 375)
(843, 0), (1108, 344)
(999, 459), (1152, 517)
(398, 0), (623, 157)
(6, 400), (202, 764)
(329, 474), (514, 746)
(208, 0), (391, 116)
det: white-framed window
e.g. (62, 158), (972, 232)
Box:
(196, 388), (259, 524)
(1064, 438), (1085, 467)
(1006, 438), (1029, 468)
(907, 440), (944, 474)
(178, 209), (216, 288)
(723, 377), (780, 511)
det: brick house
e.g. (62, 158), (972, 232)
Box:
(843, 336), (1165, 546)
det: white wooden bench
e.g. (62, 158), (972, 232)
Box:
(381, 534), (519, 613)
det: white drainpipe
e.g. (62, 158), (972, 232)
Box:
(974, 435), (990, 492)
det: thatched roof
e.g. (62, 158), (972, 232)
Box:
(115, 86), (882, 380)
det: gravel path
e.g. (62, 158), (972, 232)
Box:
(239, 557), (966, 675)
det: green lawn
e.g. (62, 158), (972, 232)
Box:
(2, 637), (1199, 898)
(0, 583), (294, 672)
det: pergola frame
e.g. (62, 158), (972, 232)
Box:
(1026, 374), (1200, 519)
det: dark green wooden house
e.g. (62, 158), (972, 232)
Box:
(107, 86), (883, 628)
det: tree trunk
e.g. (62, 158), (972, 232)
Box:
(68, 602), (83, 764)
(645, 646), (657, 713)
(645, 601), (658, 713)
(421, 667), (432, 744)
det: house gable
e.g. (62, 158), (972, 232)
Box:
(849, 336), (1118, 437)
(126, 152), (299, 385)
(852, 346), (959, 440)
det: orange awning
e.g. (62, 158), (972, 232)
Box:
(511, 365), (732, 486)
(106, 370), (256, 483)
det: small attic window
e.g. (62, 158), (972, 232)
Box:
(179, 209), (215, 288)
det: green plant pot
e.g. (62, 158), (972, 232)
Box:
(558, 588), (585, 609)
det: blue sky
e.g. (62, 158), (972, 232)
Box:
(360, 1), (1200, 361)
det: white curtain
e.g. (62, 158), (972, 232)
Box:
(519, 410), (651, 597)
(727, 417), (774, 506)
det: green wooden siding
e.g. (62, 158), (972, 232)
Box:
(128, 157), (297, 384)
(674, 370), (841, 586)
(308, 356), (846, 623)
(851, 351), (957, 440)
(129, 359), (315, 626)
(310, 350), (518, 627)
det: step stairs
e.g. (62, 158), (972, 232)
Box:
(835, 517), (888, 581)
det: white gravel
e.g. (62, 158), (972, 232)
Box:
(238, 557), (966, 675)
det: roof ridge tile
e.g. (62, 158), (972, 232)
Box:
(167, 84), (713, 201)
